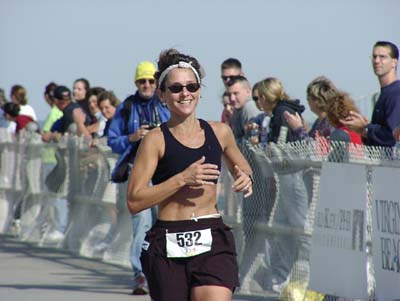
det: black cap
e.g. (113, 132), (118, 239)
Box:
(53, 85), (71, 100)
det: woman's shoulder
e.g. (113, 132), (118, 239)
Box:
(203, 120), (229, 132)
(141, 126), (165, 153)
(147, 126), (165, 140)
(203, 120), (233, 143)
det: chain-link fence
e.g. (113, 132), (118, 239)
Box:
(0, 127), (399, 300)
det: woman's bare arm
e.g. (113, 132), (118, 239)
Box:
(212, 122), (253, 197)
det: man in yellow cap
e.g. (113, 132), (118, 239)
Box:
(107, 61), (170, 295)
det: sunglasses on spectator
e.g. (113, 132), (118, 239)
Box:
(252, 96), (259, 102)
(137, 79), (155, 85)
(221, 75), (237, 81)
(167, 83), (201, 93)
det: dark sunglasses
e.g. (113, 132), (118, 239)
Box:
(167, 83), (201, 93)
(252, 96), (259, 102)
(221, 75), (235, 81)
(137, 79), (155, 85)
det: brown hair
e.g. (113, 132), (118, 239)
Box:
(306, 76), (337, 113)
(87, 87), (106, 99)
(97, 90), (120, 108)
(374, 41), (399, 59)
(154, 48), (203, 91)
(11, 85), (27, 105)
(326, 91), (360, 128)
(221, 58), (242, 70)
(3, 102), (20, 117)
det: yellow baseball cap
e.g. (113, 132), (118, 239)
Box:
(135, 61), (156, 81)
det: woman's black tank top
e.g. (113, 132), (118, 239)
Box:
(152, 119), (222, 185)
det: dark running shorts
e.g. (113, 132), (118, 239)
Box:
(140, 217), (239, 301)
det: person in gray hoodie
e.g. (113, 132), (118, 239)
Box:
(257, 77), (309, 293)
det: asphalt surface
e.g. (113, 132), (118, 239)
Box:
(0, 235), (271, 301)
(0, 234), (141, 301)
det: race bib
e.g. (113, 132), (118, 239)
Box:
(166, 228), (212, 258)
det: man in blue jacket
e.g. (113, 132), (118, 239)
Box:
(341, 41), (400, 147)
(107, 61), (170, 295)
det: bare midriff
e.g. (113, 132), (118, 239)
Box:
(158, 185), (219, 221)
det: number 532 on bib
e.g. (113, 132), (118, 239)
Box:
(166, 229), (212, 258)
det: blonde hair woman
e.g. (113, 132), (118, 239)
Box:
(257, 77), (310, 293)
(257, 77), (305, 143)
(10, 84), (37, 121)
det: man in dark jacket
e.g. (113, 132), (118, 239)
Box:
(341, 41), (400, 147)
(51, 85), (91, 141)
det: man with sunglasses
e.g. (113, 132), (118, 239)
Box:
(220, 58), (244, 87)
(107, 61), (170, 295)
(220, 58), (244, 127)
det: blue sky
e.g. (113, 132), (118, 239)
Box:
(1, 0), (399, 122)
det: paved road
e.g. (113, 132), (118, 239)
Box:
(0, 235), (271, 301)
(0, 235), (141, 301)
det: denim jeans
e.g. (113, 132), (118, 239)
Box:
(53, 198), (68, 233)
(130, 206), (158, 277)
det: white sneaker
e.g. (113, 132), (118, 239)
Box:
(94, 242), (108, 252)
(271, 277), (289, 293)
(132, 273), (149, 295)
(46, 230), (65, 243)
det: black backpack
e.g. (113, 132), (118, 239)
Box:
(120, 95), (136, 135)
(110, 96), (136, 183)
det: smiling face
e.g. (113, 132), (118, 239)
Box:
(227, 81), (250, 110)
(158, 68), (200, 117)
(99, 99), (116, 120)
(73, 81), (87, 102)
(88, 95), (100, 114)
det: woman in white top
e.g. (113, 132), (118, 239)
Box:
(10, 84), (37, 121)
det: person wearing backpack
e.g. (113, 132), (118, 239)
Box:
(107, 61), (170, 295)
